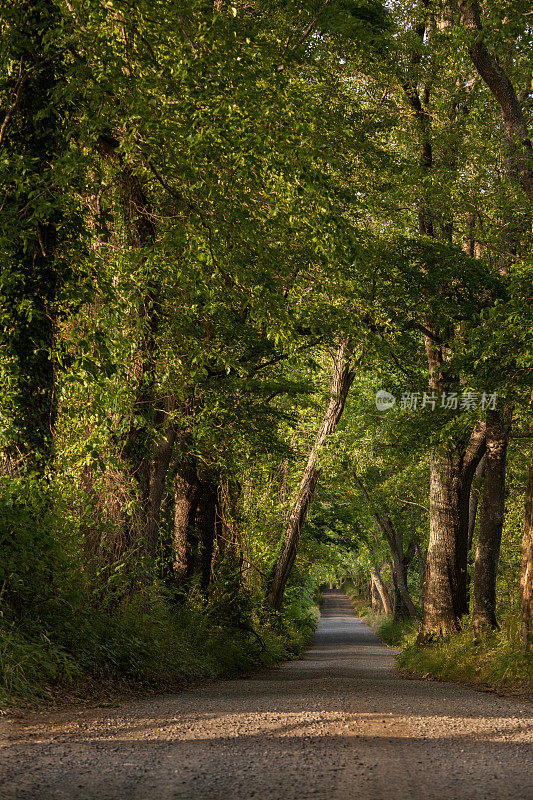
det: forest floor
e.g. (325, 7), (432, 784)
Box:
(1, 591), (532, 800)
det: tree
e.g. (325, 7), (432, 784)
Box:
(0, 0), (80, 470)
(267, 339), (356, 609)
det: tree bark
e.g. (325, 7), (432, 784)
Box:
(458, 0), (533, 205)
(421, 420), (486, 638)
(371, 574), (384, 612)
(370, 564), (392, 615)
(521, 446), (533, 653)
(141, 399), (177, 557)
(266, 339), (356, 609)
(172, 462), (201, 584)
(468, 456), (485, 551)
(197, 479), (218, 592)
(473, 409), (511, 632)
(354, 478), (419, 618)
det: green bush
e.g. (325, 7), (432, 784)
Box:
(0, 580), (319, 706)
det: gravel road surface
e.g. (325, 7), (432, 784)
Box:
(1, 591), (532, 800)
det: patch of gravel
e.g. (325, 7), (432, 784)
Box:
(1, 592), (532, 800)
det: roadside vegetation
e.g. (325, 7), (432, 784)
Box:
(1, 0), (532, 706)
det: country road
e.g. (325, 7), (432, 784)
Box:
(1, 592), (532, 800)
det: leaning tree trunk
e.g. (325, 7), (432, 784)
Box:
(473, 409), (511, 633)
(458, 0), (533, 205)
(388, 530), (418, 619)
(521, 446), (533, 654)
(266, 339), (356, 609)
(353, 478), (418, 618)
(370, 564), (392, 615)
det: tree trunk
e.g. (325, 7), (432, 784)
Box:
(172, 462), (201, 584)
(0, 0), (67, 471)
(370, 564), (392, 615)
(473, 410), (511, 632)
(421, 448), (463, 637)
(353, 478), (418, 618)
(197, 480), (218, 592)
(141, 398), (177, 557)
(371, 574), (384, 612)
(468, 456), (485, 551)
(388, 530), (419, 619)
(420, 421), (486, 639)
(415, 538), (426, 608)
(521, 446), (533, 653)
(266, 339), (356, 609)
(458, 0), (533, 206)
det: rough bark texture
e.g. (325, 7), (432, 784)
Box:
(421, 421), (486, 639)
(370, 575), (384, 613)
(172, 463), (201, 584)
(521, 446), (533, 653)
(473, 410), (511, 632)
(458, 0), (533, 206)
(266, 340), (356, 609)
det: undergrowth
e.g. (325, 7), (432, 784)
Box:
(0, 589), (319, 707)
(345, 587), (531, 692)
(397, 615), (532, 690)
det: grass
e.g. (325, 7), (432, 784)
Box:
(345, 587), (531, 696)
(0, 589), (320, 709)
(397, 616), (532, 694)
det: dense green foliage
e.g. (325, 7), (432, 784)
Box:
(0, 0), (532, 703)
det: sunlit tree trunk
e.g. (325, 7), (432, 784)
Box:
(421, 421), (486, 638)
(521, 446), (533, 653)
(267, 339), (356, 609)
(370, 564), (392, 615)
(172, 461), (201, 585)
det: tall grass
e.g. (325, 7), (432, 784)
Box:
(0, 589), (319, 707)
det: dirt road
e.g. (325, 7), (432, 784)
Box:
(1, 591), (532, 800)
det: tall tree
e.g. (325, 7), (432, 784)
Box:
(0, 0), (77, 470)
(267, 339), (356, 609)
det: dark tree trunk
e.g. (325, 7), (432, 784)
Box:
(468, 457), (485, 551)
(197, 480), (218, 592)
(414, 537), (426, 608)
(389, 530), (418, 620)
(0, 0), (69, 471)
(267, 339), (356, 609)
(141, 400), (177, 558)
(172, 462), (201, 584)
(473, 410), (511, 632)
(521, 446), (533, 654)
